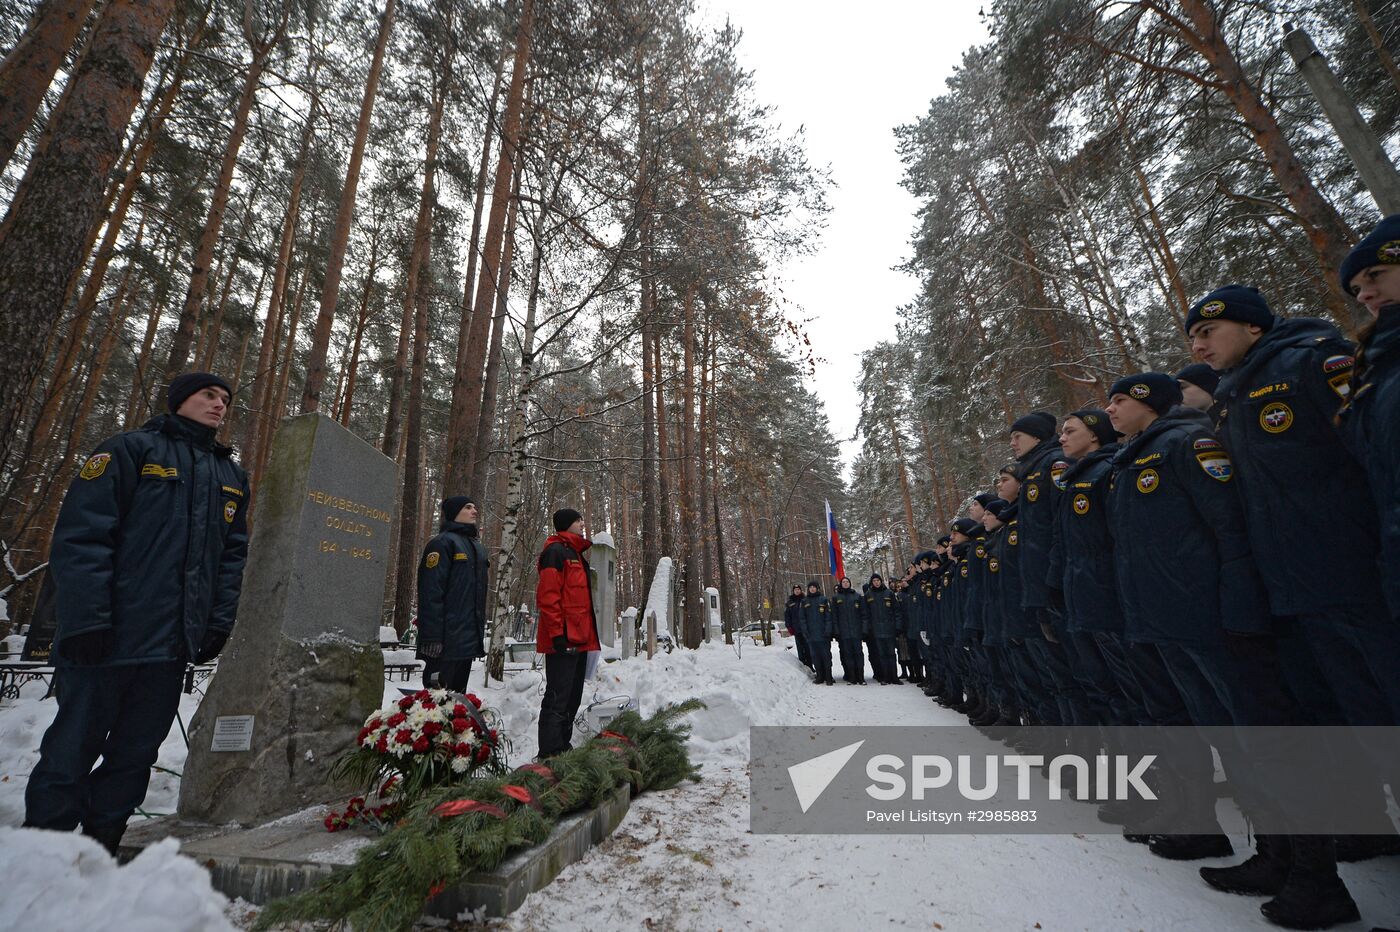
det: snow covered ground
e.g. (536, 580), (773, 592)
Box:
(1, 640), (1398, 931)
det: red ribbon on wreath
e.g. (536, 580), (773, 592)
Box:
(599, 730), (635, 746)
(433, 799), (506, 820)
(501, 784), (544, 813)
(517, 762), (557, 784)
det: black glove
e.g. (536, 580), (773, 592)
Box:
(194, 629), (229, 664)
(419, 640), (444, 659)
(59, 629), (114, 665)
(552, 635), (574, 654)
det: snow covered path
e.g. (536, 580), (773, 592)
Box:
(492, 641), (1400, 932)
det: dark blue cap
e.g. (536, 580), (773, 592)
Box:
(1185, 285), (1275, 335)
(1340, 215), (1400, 295)
(1108, 373), (1182, 416)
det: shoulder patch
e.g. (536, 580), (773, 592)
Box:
(425, 551), (440, 569)
(1008, 529), (1019, 546)
(223, 500), (237, 523)
(1327, 372), (1352, 400)
(1322, 354), (1353, 374)
(1025, 484), (1039, 503)
(1192, 438), (1221, 452)
(1196, 451), (1232, 482)
(1136, 468), (1160, 494)
(1051, 460), (1069, 490)
(79, 453), (111, 480)
(1072, 493), (1090, 515)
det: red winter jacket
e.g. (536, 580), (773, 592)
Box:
(535, 532), (600, 653)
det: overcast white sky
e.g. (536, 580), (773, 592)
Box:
(703, 3), (990, 473)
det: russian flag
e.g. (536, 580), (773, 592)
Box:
(825, 500), (845, 581)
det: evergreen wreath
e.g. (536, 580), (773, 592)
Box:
(255, 699), (704, 932)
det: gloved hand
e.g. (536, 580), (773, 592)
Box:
(419, 640), (444, 659)
(552, 635), (574, 654)
(59, 629), (114, 665)
(194, 629), (229, 664)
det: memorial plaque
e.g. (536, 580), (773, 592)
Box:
(590, 531), (617, 648)
(178, 413), (397, 824)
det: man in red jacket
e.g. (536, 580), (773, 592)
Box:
(535, 508), (601, 757)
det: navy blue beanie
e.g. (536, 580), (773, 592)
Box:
(1108, 373), (1182, 416)
(1175, 362), (1220, 395)
(1010, 410), (1058, 441)
(984, 499), (1010, 519)
(168, 372), (233, 413)
(973, 492), (996, 507)
(1068, 408), (1120, 447)
(951, 517), (980, 537)
(441, 495), (475, 522)
(936, 534), (951, 546)
(1339, 215), (1400, 294)
(1185, 285), (1275, 335)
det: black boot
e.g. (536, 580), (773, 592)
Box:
(1335, 833), (1400, 862)
(1201, 835), (1291, 896)
(1149, 834), (1234, 861)
(1259, 836), (1359, 930)
(82, 821), (126, 858)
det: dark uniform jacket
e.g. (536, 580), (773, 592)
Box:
(420, 521), (490, 660)
(939, 546), (968, 644)
(1049, 443), (1123, 634)
(1215, 317), (1379, 616)
(783, 594), (803, 635)
(535, 531), (598, 654)
(1108, 408), (1270, 645)
(800, 592), (834, 641)
(864, 582), (900, 638)
(1338, 305), (1400, 621)
(50, 414), (250, 666)
(1015, 438), (1069, 612)
(830, 587), (866, 639)
(964, 532), (992, 639)
(989, 504), (1038, 642)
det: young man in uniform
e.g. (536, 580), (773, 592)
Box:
(416, 495), (489, 691)
(800, 580), (835, 685)
(25, 373), (249, 855)
(1106, 372), (1357, 928)
(864, 573), (900, 685)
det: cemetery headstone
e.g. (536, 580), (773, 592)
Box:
(177, 413), (398, 824)
(590, 531), (617, 648)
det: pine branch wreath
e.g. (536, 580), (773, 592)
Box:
(255, 699), (704, 932)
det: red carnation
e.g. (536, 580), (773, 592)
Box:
(454, 742), (472, 757)
(368, 717), (381, 730)
(422, 721), (443, 737)
(398, 696), (414, 710)
(387, 712), (406, 727)
(475, 744), (489, 763)
(357, 727), (371, 744)
(452, 703), (468, 718)
(324, 814), (338, 831)
(348, 796), (365, 811)
(415, 689), (431, 700)
(466, 693), (483, 709)
(420, 698), (436, 710)
(395, 729), (414, 745)
(451, 717), (468, 734)
(375, 734), (389, 753)
(413, 735), (431, 753)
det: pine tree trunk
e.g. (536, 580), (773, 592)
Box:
(339, 233), (381, 428)
(444, 0), (534, 493)
(0, 0), (177, 474)
(888, 414), (920, 552)
(163, 24), (280, 384)
(679, 284), (703, 647)
(654, 332), (673, 559)
(0, 0), (96, 174)
(467, 165), (520, 499)
(300, 0), (395, 413)
(1173, 0), (1357, 327)
(444, 53), (505, 467)
(390, 64), (447, 634)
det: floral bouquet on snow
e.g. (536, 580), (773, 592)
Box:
(325, 689), (508, 832)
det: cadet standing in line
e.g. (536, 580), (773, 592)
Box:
(830, 576), (867, 684)
(1338, 215), (1400, 625)
(784, 584), (809, 669)
(25, 373), (248, 855)
(865, 573), (900, 684)
(1106, 372), (1356, 928)
(799, 580), (835, 685)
